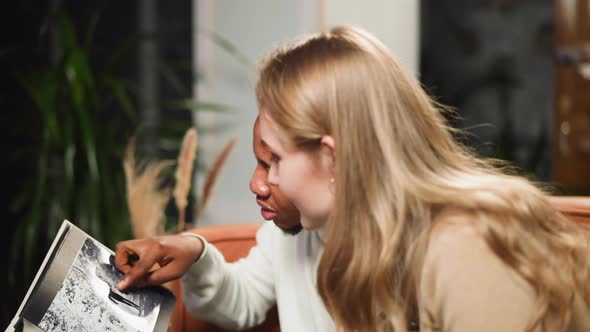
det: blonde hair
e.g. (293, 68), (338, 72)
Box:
(256, 26), (590, 331)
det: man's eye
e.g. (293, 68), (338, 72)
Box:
(261, 161), (270, 169)
(270, 154), (281, 163)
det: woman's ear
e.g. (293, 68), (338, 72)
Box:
(321, 135), (335, 151)
(320, 135), (336, 170)
(320, 135), (336, 191)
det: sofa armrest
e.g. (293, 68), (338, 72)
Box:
(550, 196), (590, 226)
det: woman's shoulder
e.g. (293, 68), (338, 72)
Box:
(419, 209), (540, 331)
(427, 208), (483, 252)
(419, 207), (590, 332)
(421, 207), (532, 296)
(424, 207), (515, 268)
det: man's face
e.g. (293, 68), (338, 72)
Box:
(250, 118), (302, 235)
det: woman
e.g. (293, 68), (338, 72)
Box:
(256, 26), (590, 331)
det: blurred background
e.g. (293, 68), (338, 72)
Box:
(1, 0), (589, 328)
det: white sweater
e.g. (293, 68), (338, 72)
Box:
(181, 221), (334, 332)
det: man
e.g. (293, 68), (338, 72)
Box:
(114, 117), (334, 331)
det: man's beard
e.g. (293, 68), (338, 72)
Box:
(279, 224), (303, 236)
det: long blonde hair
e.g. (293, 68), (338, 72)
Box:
(256, 26), (590, 331)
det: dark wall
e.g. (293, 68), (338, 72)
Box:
(420, 0), (554, 180)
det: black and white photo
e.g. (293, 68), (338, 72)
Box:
(36, 238), (163, 331)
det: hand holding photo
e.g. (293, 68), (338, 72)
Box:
(7, 220), (175, 332)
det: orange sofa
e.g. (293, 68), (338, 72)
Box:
(167, 196), (590, 332)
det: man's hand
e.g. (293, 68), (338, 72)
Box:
(114, 234), (204, 291)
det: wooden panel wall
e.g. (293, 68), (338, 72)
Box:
(553, 0), (590, 188)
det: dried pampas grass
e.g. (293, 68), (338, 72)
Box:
(123, 128), (237, 236)
(124, 139), (173, 239)
(174, 128), (198, 232)
(195, 137), (237, 221)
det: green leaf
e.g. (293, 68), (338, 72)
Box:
(14, 70), (60, 142)
(76, 106), (100, 182)
(58, 12), (79, 52)
(65, 48), (97, 110)
(83, 6), (104, 51)
(165, 99), (232, 113)
(65, 143), (76, 195)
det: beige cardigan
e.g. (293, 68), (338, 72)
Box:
(418, 217), (590, 332)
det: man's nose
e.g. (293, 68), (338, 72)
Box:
(250, 169), (270, 196)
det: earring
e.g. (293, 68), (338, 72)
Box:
(329, 177), (335, 194)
